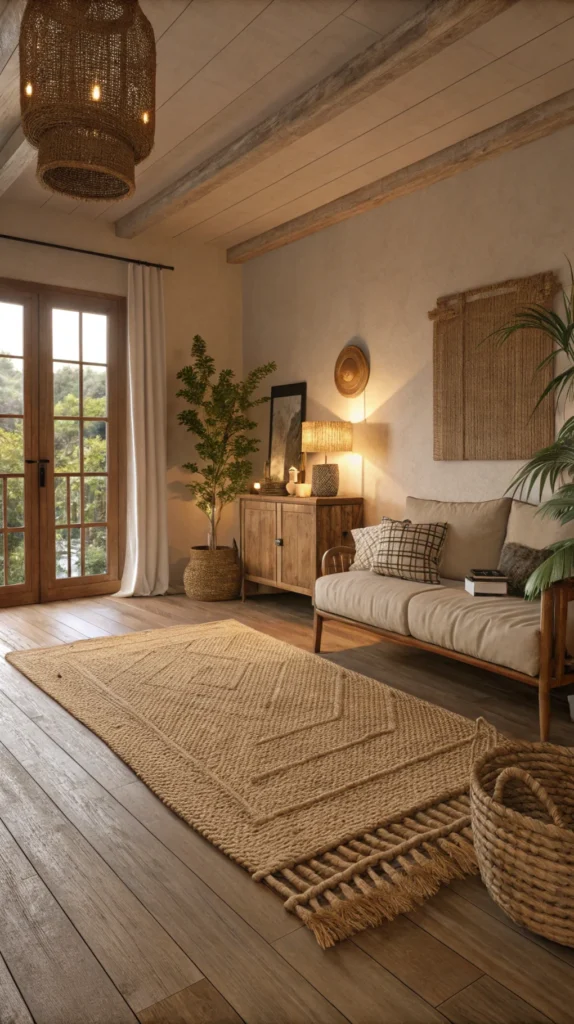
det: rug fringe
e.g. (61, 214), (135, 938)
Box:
(294, 837), (478, 948)
(263, 796), (478, 948)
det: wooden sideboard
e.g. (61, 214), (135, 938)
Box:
(239, 494), (363, 598)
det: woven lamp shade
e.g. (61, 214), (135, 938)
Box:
(20, 0), (156, 201)
(301, 421), (353, 453)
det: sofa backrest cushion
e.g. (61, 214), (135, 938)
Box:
(405, 496), (512, 580)
(505, 499), (574, 550)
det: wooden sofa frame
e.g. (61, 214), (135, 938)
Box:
(314, 546), (574, 742)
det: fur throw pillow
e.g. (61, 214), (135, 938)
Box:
(497, 542), (549, 597)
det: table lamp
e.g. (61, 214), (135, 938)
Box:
(301, 421), (353, 496)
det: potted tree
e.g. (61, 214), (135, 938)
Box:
(493, 263), (574, 597)
(177, 335), (276, 600)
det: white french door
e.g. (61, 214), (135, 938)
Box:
(0, 279), (125, 605)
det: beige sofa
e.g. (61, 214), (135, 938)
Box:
(314, 496), (574, 741)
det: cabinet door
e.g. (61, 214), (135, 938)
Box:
(316, 502), (362, 576)
(242, 501), (277, 582)
(278, 504), (315, 592)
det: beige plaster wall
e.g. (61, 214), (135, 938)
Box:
(242, 126), (574, 525)
(0, 201), (242, 587)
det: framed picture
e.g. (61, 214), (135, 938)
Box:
(268, 382), (306, 482)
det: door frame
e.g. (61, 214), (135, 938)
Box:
(0, 277), (126, 605)
(0, 280), (40, 607)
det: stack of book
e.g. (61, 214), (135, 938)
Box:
(464, 569), (508, 596)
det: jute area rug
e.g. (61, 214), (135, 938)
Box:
(7, 619), (498, 947)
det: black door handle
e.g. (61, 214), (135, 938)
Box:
(275, 538), (283, 546)
(38, 458), (50, 488)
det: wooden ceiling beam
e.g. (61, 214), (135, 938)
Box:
(0, 2), (34, 194)
(0, 126), (33, 197)
(115, 0), (518, 240)
(0, 0), (25, 75)
(226, 89), (574, 264)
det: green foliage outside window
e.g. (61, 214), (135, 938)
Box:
(0, 358), (109, 583)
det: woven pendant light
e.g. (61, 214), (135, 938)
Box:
(20, 0), (156, 201)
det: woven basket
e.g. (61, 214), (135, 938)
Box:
(471, 742), (574, 946)
(183, 546), (241, 602)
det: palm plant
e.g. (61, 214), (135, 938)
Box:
(491, 264), (574, 597)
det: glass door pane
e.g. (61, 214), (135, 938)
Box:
(40, 293), (121, 601)
(52, 308), (108, 579)
(0, 292), (39, 606)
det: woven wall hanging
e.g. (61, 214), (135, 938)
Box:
(334, 344), (370, 398)
(430, 272), (560, 461)
(20, 0), (156, 202)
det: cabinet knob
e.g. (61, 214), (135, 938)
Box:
(275, 538), (283, 546)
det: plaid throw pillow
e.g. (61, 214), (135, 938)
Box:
(350, 518), (411, 571)
(371, 519), (448, 585)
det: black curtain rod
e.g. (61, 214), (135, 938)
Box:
(0, 233), (175, 271)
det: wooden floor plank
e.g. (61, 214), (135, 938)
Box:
(0, 610), (64, 650)
(24, 601), (114, 640)
(0, 953), (34, 1024)
(0, 739), (203, 1013)
(439, 975), (553, 1024)
(138, 978), (243, 1024)
(114, 778), (302, 944)
(95, 595), (194, 631)
(0, 655), (135, 791)
(0, 817), (137, 1023)
(273, 925), (448, 1024)
(0, 618), (45, 651)
(7, 603), (94, 643)
(62, 600), (137, 635)
(352, 914), (483, 1006)
(408, 888), (574, 1024)
(451, 875), (574, 969)
(0, 688), (348, 1024)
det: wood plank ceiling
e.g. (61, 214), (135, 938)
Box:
(1, 0), (574, 261)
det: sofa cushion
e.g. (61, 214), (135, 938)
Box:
(314, 570), (443, 635)
(505, 499), (574, 549)
(405, 496), (512, 581)
(407, 585), (541, 676)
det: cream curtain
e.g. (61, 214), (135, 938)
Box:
(118, 264), (169, 596)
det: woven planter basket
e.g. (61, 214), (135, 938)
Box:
(471, 742), (574, 946)
(183, 546), (241, 602)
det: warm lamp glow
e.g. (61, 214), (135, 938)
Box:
(91, 83), (101, 101)
(25, 82), (33, 97)
(142, 111), (150, 124)
(301, 421), (353, 453)
(253, 482), (261, 491)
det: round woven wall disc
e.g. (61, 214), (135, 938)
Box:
(334, 345), (370, 398)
